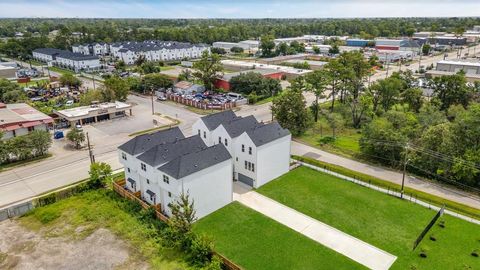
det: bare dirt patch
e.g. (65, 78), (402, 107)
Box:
(0, 219), (149, 270)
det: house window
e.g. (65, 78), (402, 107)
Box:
(141, 163), (146, 171)
(127, 168), (131, 173)
(198, 129), (201, 135)
(249, 147), (252, 155)
(163, 175), (169, 184)
(146, 179), (150, 184)
(245, 160), (248, 169)
(242, 144), (245, 152)
(224, 138), (228, 146)
(168, 192), (172, 198)
(218, 137), (222, 144)
(252, 163), (255, 172)
(236, 157), (238, 162)
(248, 162), (251, 171)
(203, 131), (206, 138)
(122, 152), (127, 160)
(27, 126), (35, 132)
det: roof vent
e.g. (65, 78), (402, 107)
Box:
(194, 164), (198, 167)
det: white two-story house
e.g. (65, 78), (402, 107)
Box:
(192, 111), (291, 188)
(118, 127), (233, 219)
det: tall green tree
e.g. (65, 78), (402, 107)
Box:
(430, 72), (471, 110)
(103, 76), (129, 101)
(192, 51), (223, 91)
(271, 87), (310, 136)
(260, 34), (275, 57)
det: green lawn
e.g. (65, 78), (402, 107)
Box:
(194, 202), (365, 270)
(21, 189), (188, 269)
(297, 120), (361, 157)
(257, 167), (480, 270)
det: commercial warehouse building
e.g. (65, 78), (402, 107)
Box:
(0, 103), (53, 140)
(425, 60), (480, 82)
(221, 59), (312, 79)
(54, 102), (132, 126)
(214, 69), (284, 90)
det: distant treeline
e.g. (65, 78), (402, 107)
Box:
(1, 17), (479, 59)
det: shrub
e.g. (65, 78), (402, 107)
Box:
(419, 248), (428, 258)
(472, 249), (479, 257)
(202, 255), (223, 270)
(439, 220), (445, 228)
(318, 136), (335, 144)
(187, 234), (214, 266)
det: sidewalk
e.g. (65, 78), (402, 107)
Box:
(233, 184), (397, 270)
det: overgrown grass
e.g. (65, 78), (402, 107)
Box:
(257, 167), (480, 270)
(21, 189), (189, 269)
(293, 155), (480, 220)
(194, 202), (365, 270)
(297, 119), (361, 157)
(128, 117), (180, 137)
(47, 66), (75, 76)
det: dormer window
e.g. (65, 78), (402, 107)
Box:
(141, 163), (146, 171)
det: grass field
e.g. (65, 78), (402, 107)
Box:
(257, 167), (480, 270)
(297, 120), (361, 158)
(21, 189), (188, 269)
(194, 202), (365, 270)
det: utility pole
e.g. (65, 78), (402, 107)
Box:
(418, 48), (423, 72)
(401, 143), (409, 199)
(86, 132), (95, 164)
(92, 75), (96, 91)
(151, 89), (155, 115)
(385, 54), (391, 78)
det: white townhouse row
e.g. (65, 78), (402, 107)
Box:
(192, 110), (291, 188)
(72, 42), (109, 56)
(73, 40), (210, 64)
(32, 48), (101, 72)
(117, 111), (291, 219)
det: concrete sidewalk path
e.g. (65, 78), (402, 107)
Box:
(234, 187), (397, 270)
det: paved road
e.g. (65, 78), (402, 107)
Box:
(233, 182), (397, 270)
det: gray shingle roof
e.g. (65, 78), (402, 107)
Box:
(118, 127), (185, 156)
(137, 135), (206, 167)
(200, 110), (237, 130)
(158, 144), (231, 179)
(222, 115), (260, 138)
(246, 121), (290, 146)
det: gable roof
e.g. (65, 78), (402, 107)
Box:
(246, 121), (290, 147)
(137, 135), (206, 167)
(118, 127), (185, 156)
(158, 144), (231, 179)
(200, 110), (237, 131)
(221, 115), (260, 138)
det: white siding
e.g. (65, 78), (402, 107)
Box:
(192, 119), (213, 146)
(175, 159), (233, 219)
(256, 134), (291, 187)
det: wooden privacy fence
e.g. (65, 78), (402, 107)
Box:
(166, 93), (238, 110)
(112, 179), (242, 270)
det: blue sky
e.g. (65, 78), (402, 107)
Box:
(0, 0), (479, 18)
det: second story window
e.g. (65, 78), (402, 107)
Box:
(252, 163), (255, 172)
(141, 163), (146, 171)
(242, 144), (245, 152)
(249, 147), (252, 155)
(146, 179), (150, 184)
(244, 160), (247, 169)
(163, 175), (170, 184)
(224, 138), (228, 146)
(122, 152), (127, 160)
(219, 137), (222, 144)
(198, 129), (201, 135)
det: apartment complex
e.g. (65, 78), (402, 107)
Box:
(73, 40), (210, 64)
(32, 48), (101, 72)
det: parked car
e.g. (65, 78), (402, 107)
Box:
(65, 100), (74, 106)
